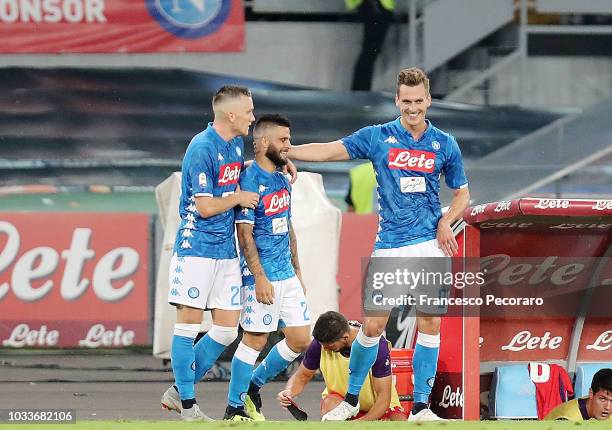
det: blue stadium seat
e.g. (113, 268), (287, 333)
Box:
(489, 365), (538, 419)
(575, 363), (612, 398)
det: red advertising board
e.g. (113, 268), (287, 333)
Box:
(0, 212), (150, 348)
(0, 0), (244, 53)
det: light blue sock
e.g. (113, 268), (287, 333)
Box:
(252, 340), (301, 388)
(171, 324), (199, 400)
(193, 326), (235, 382)
(228, 342), (260, 407)
(347, 329), (380, 396)
(412, 332), (440, 404)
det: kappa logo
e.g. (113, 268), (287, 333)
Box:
(259, 185), (267, 193)
(218, 154), (224, 161)
(384, 136), (398, 144)
(145, 0), (232, 40)
(170, 288), (180, 296)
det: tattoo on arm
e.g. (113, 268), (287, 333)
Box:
(237, 225), (265, 278)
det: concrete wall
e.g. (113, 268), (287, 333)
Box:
(455, 56), (612, 110)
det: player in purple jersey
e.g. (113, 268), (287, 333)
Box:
(288, 68), (470, 422)
(224, 115), (311, 421)
(161, 86), (261, 422)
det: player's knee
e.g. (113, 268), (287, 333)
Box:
(285, 336), (311, 353)
(363, 321), (385, 337)
(417, 315), (441, 334)
(243, 332), (268, 351)
(207, 324), (238, 346)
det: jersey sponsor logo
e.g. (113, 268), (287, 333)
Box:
(501, 330), (563, 352)
(263, 189), (290, 215)
(586, 330), (612, 351)
(272, 217), (288, 234)
(218, 162), (241, 186)
(388, 148), (436, 173)
(400, 176), (426, 193)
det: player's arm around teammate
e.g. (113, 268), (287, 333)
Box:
(224, 115), (311, 421)
(288, 69), (470, 422)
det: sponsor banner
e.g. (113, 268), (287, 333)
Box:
(0, 321), (147, 348)
(578, 320), (612, 361)
(0, 0), (244, 53)
(480, 318), (573, 361)
(464, 198), (612, 225)
(430, 372), (463, 420)
(0, 212), (149, 348)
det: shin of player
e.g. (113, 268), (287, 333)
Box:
(225, 114), (311, 421)
(162, 86), (260, 422)
(288, 68), (470, 422)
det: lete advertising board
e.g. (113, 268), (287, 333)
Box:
(0, 212), (150, 348)
(0, 0), (244, 52)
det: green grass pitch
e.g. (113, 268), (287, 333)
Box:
(3, 421), (609, 430)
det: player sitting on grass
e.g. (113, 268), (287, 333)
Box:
(277, 311), (407, 421)
(545, 368), (611, 421)
(223, 114), (312, 421)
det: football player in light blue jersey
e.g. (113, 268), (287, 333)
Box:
(161, 86), (261, 422)
(224, 114), (311, 421)
(288, 68), (470, 422)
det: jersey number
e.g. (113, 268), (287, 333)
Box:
(300, 301), (310, 321)
(231, 286), (241, 306)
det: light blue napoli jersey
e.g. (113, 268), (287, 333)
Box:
(235, 161), (295, 282)
(341, 118), (468, 249)
(173, 123), (244, 259)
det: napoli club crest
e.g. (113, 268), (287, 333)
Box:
(146, 0), (232, 39)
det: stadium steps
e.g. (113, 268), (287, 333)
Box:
(0, 67), (563, 190)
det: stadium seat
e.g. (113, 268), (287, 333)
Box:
(574, 363), (612, 398)
(489, 365), (538, 419)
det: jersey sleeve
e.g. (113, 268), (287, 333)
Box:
(302, 339), (322, 371)
(443, 137), (468, 190)
(340, 126), (376, 160)
(188, 146), (215, 197)
(234, 170), (258, 224)
(371, 338), (392, 378)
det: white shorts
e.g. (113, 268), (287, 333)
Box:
(168, 254), (242, 311)
(369, 239), (449, 315)
(240, 276), (310, 333)
(372, 239), (446, 258)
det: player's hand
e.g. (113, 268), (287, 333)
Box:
(237, 185), (259, 209)
(277, 389), (293, 408)
(284, 159), (298, 184)
(437, 218), (458, 256)
(255, 275), (275, 305)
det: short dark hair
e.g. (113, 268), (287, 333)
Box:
(254, 114), (291, 132)
(212, 85), (251, 106)
(312, 311), (350, 343)
(591, 368), (612, 394)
